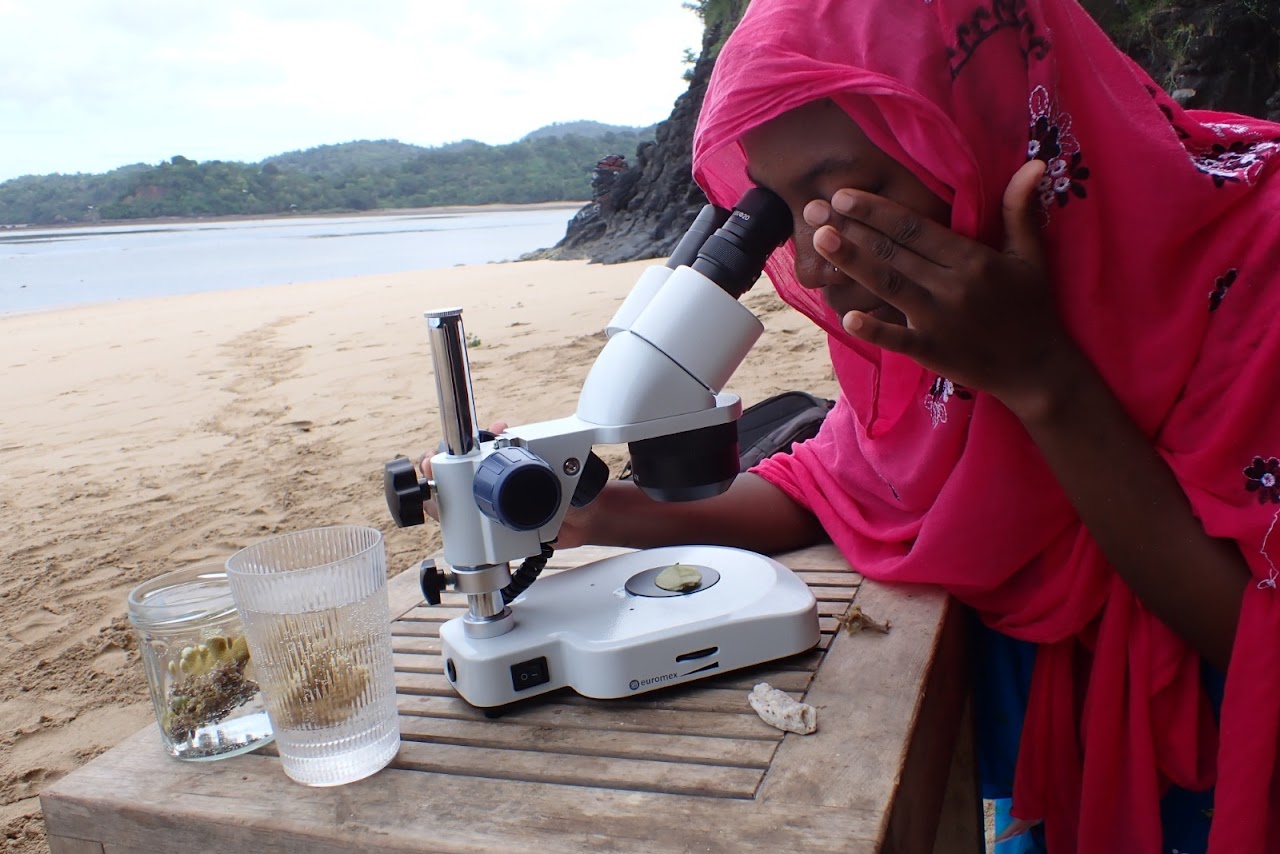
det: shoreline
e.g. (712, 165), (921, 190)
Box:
(0, 200), (588, 233)
(3, 205), (585, 319)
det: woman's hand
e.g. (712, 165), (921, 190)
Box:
(804, 162), (1251, 667)
(805, 159), (1076, 416)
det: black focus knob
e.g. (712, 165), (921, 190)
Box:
(570, 451), (611, 508)
(419, 558), (447, 606)
(384, 456), (430, 528)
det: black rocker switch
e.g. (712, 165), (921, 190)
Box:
(510, 656), (550, 692)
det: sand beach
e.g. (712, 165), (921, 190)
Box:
(0, 258), (836, 850)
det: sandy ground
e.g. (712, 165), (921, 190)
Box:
(0, 258), (840, 851)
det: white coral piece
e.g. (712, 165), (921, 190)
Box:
(748, 682), (817, 734)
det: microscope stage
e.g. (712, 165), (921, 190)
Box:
(439, 545), (820, 708)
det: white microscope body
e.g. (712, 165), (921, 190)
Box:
(385, 191), (821, 708)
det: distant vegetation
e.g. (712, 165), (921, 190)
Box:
(0, 123), (656, 226)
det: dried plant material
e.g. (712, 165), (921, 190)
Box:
(748, 682), (817, 735)
(837, 605), (891, 635)
(258, 612), (373, 730)
(655, 562), (702, 592)
(272, 649), (369, 729)
(161, 634), (259, 742)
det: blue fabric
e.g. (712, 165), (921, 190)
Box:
(1158, 662), (1226, 854)
(973, 616), (1045, 853)
(972, 619), (1224, 852)
(993, 798), (1046, 854)
(972, 615), (1037, 802)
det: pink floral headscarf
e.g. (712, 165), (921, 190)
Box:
(693, 1), (1280, 851)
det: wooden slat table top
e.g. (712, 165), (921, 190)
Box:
(41, 542), (967, 854)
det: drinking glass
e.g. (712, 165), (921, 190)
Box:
(225, 525), (400, 786)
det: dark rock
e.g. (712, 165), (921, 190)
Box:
(1080, 0), (1280, 121)
(532, 0), (1279, 265)
(524, 3), (748, 265)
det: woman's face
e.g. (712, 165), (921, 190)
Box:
(742, 100), (950, 326)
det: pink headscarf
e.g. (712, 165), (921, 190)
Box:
(693, 1), (1280, 851)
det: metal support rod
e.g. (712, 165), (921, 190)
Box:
(451, 564), (513, 632)
(461, 590), (514, 640)
(466, 591), (507, 620)
(425, 308), (481, 457)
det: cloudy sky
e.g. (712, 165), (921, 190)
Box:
(0, 1), (704, 182)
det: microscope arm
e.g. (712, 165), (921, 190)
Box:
(433, 389), (742, 572)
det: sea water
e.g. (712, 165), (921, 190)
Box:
(0, 205), (580, 314)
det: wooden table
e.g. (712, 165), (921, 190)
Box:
(42, 543), (980, 853)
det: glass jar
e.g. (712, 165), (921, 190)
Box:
(127, 563), (274, 761)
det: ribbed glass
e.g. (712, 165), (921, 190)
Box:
(225, 526), (400, 786)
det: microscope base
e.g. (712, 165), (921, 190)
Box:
(438, 546), (820, 708)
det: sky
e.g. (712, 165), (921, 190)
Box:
(0, 0), (705, 182)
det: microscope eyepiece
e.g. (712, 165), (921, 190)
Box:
(690, 187), (792, 299)
(666, 204), (731, 270)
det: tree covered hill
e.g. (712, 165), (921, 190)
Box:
(260, 140), (433, 176)
(0, 122), (654, 226)
(521, 120), (657, 142)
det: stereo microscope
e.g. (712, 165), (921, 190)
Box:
(384, 188), (821, 708)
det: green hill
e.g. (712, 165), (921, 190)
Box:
(521, 121), (657, 142)
(0, 122), (655, 226)
(262, 140), (430, 176)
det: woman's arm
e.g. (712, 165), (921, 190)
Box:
(575, 472), (827, 555)
(1009, 348), (1248, 671)
(423, 426), (826, 556)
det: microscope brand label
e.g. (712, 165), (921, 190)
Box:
(629, 672), (678, 691)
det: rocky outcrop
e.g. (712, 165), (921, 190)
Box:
(524, 2), (746, 264)
(534, 0), (1279, 265)
(1081, 0), (1280, 120)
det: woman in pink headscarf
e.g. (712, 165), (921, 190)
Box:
(682, 0), (1280, 848)
(547, 0), (1280, 848)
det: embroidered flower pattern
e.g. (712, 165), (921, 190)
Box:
(946, 0), (1050, 79)
(1209, 268), (1237, 312)
(1142, 90), (1280, 184)
(1028, 87), (1090, 216)
(1244, 456), (1280, 503)
(1207, 122), (1254, 136)
(924, 376), (972, 428)
(1259, 509), (1280, 590)
(1189, 125), (1280, 187)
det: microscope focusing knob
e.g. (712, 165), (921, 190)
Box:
(419, 559), (447, 606)
(569, 451), (611, 508)
(473, 447), (562, 532)
(384, 456), (431, 528)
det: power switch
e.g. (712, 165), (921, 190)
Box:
(510, 656), (550, 692)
